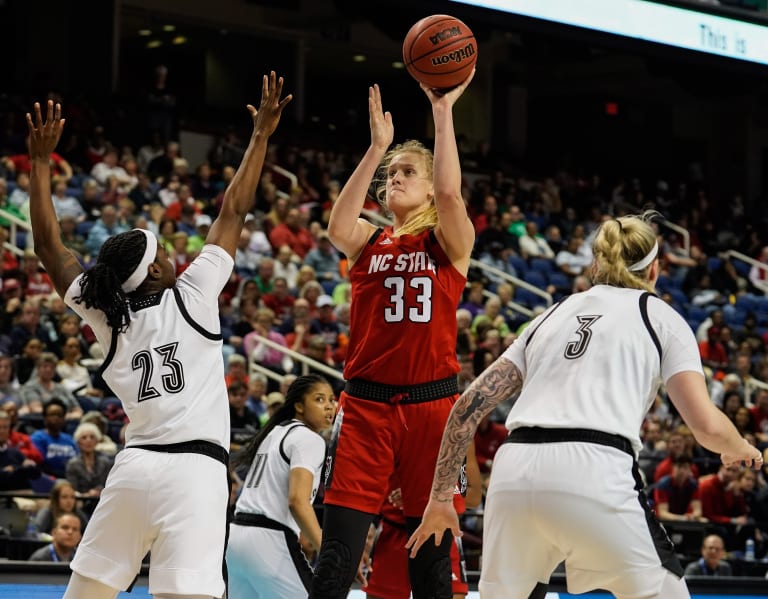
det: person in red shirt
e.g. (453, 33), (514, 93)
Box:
(698, 326), (729, 372)
(474, 413), (507, 483)
(653, 454), (705, 522)
(699, 463), (748, 526)
(3, 135), (73, 182)
(2, 400), (43, 464)
(268, 207), (314, 259)
(654, 427), (700, 482)
(750, 388), (768, 443)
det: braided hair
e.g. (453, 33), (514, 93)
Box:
(232, 373), (330, 470)
(73, 230), (149, 333)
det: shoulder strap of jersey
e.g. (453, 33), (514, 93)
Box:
(279, 422), (308, 464)
(639, 292), (662, 362)
(367, 227), (384, 245)
(526, 296), (569, 347)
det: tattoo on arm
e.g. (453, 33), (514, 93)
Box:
(48, 250), (83, 298)
(431, 358), (523, 499)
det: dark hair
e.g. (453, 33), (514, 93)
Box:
(74, 230), (149, 332)
(43, 397), (67, 416)
(232, 373), (329, 469)
(671, 453), (693, 466)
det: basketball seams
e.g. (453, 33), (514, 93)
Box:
(403, 14), (477, 89)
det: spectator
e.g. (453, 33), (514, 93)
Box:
(59, 215), (88, 260)
(0, 355), (20, 407)
(0, 408), (40, 490)
(654, 454), (705, 522)
(28, 513), (82, 562)
(34, 479), (89, 535)
(80, 410), (118, 458)
(9, 300), (57, 357)
(51, 177), (86, 222)
(243, 307), (293, 378)
(1, 400), (43, 463)
(20, 352), (82, 419)
(638, 420), (666, 484)
(683, 534), (732, 577)
(477, 241), (516, 290)
(30, 398), (79, 478)
(699, 463), (748, 526)
(555, 235), (590, 277)
(518, 220), (555, 260)
(654, 427), (701, 482)
(748, 246), (768, 295)
(474, 413), (507, 483)
(228, 380), (261, 449)
(224, 354), (249, 389)
(268, 207), (314, 259)
(65, 421), (113, 498)
(84, 204), (129, 256)
(262, 276), (295, 324)
(304, 231), (341, 293)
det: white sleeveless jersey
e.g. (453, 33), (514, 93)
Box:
(65, 244), (234, 448)
(235, 420), (326, 537)
(502, 285), (702, 456)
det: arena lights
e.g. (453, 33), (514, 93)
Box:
(450, 0), (768, 66)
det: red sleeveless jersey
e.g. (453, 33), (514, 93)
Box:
(343, 227), (465, 385)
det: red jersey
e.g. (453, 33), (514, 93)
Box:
(344, 228), (465, 385)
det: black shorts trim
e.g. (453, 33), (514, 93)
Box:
(503, 426), (683, 577)
(345, 375), (458, 404)
(232, 512), (313, 590)
(131, 439), (229, 466)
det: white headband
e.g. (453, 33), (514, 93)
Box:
(628, 243), (659, 272)
(121, 229), (158, 293)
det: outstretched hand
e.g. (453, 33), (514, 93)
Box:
(368, 84), (394, 152)
(26, 100), (65, 159)
(420, 67), (476, 107)
(404, 498), (461, 559)
(247, 71), (293, 137)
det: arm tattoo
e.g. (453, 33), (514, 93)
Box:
(430, 358), (523, 500)
(48, 250), (83, 298)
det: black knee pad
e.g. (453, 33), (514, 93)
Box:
(310, 538), (355, 599)
(310, 505), (375, 599)
(406, 517), (453, 599)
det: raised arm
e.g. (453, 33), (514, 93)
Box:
(26, 101), (83, 298)
(206, 71), (292, 258)
(326, 84), (391, 263)
(406, 356), (523, 556)
(423, 70), (476, 274)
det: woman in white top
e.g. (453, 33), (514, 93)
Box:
(227, 373), (335, 599)
(408, 211), (763, 599)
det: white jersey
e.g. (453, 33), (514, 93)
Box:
(502, 284), (702, 456)
(235, 420), (326, 537)
(65, 244), (233, 449)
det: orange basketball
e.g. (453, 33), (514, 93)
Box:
(402, 14), (477, 91)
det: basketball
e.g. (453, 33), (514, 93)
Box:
(402, 14), (477, 91)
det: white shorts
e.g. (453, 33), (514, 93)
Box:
(479, 441), (681, 599)
(71, 448), (229, 597)
(226, 522), (313, 599)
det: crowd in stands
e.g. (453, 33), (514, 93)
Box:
(2, 91), (768, 575)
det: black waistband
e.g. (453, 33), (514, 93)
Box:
(345, 375), (458, 404)
(232, 512), (296, 540)
(131, 439), (229, 466)
(503, 427), (634, 458)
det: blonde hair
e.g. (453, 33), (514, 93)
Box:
(374, 140), (437, 237)
(73, 421), (102, 443)
(591, 210), (659, 293)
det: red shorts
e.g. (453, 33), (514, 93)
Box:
(323, 391), (456, 516)
(365, 518), (468, 598)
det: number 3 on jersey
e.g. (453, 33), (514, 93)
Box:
(564, 315), (601, 360)
(383, 276), (432, 323)
(132, 341), (186, 401)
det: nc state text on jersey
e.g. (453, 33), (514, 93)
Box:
(368, 252), (437, 274)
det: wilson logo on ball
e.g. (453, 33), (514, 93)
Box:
(429, 26), (462, 45)
(431, 42), (475, 66)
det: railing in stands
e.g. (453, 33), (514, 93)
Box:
(246, 333), (345, 385)
(725, 249), (768, 293)
(0, 209), (30, 256)
(657, 217), (691, 257)
(469, 258), (553, 308)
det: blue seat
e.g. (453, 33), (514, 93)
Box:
(735, 294), (759, 314)
(515, 287), (547, 309)
(529, 258), (555, 276)
(548, 272), (571, 291)
(76, 220), (95, 237)
(523, 271), (547, 290)
(508, 255), (528, 277)
(656, 274), (671, 293)
(733, 260), (751, 276)
(667, 288), (689, 307)
(724, 309), (747, 328)
(707, 256), (723, 272)
(686, 306), (708, 323)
